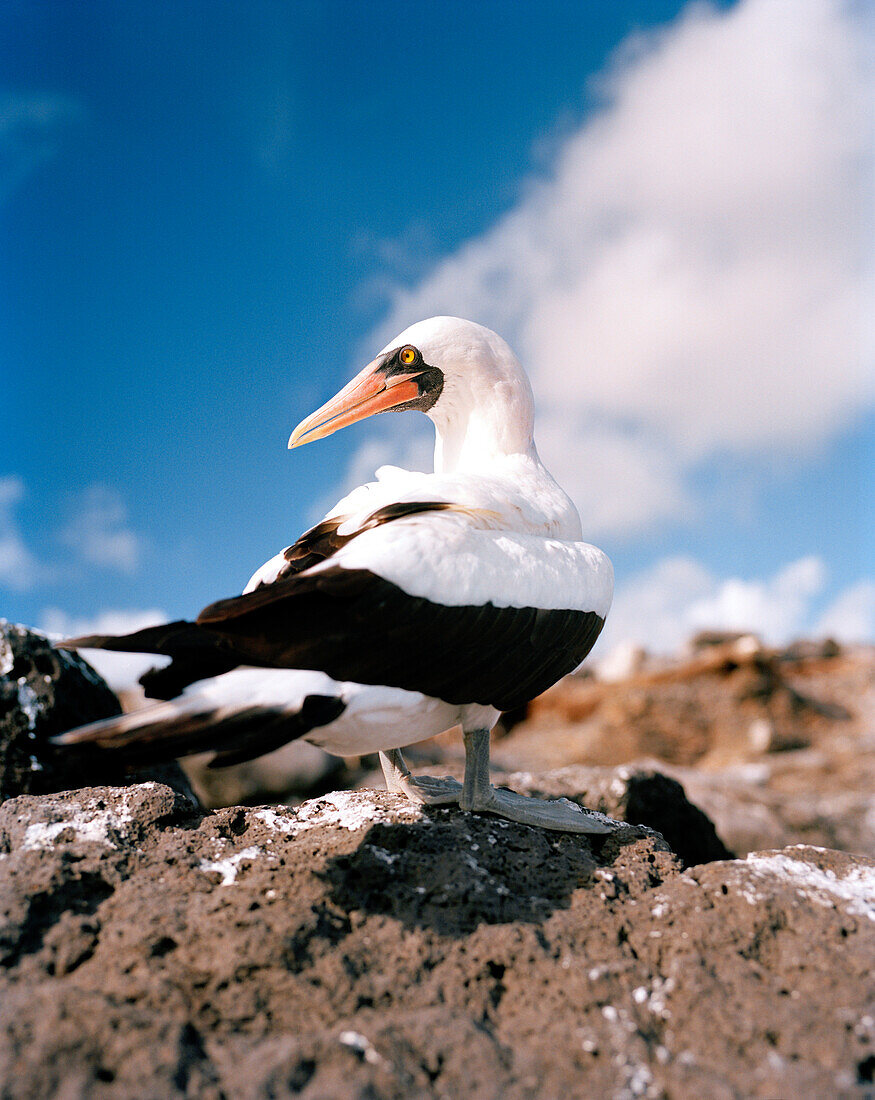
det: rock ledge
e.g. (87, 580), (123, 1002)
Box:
(2, 780), (874, 1098)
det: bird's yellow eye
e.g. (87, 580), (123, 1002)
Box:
(399, 346), (417, 366)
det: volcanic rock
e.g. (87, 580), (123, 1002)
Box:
(0, 621), (194, 803)
(1, 778), (873, 1098)
(521, 637), (842, 767)
(505, 764), (733, 865)
(355, 761), (733, 867)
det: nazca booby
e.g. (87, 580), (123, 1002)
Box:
(56, 317), (614, 833)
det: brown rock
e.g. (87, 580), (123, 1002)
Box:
(689, 629), (761, 652)
(504, 763), (734, 865)
(526, 643), (838, 768)
(494, 645), (874, 859)
(659, 758), (875, 859)
(1, 781), (873, 1097)
(778, 638), (842, 662)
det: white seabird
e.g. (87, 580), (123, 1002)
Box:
(56, 317), (614, 832)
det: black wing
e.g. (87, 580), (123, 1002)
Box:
(61, 501), (604, 710)
(197, 565), (604, 712)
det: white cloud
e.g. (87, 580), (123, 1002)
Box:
(61, 485), (143, 573)
(0, 476), (49, 591)
(39, 607), (170, 693)
(816, 579), (875, 642)
(362, 0), (873, 538)
(599, 555), (716, 654)
(599, 553), (873, 654)
(533, 417), (694, 536)
(0, 478), (146, 591)
(684, 555), (827, 642)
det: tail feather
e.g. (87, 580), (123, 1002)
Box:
(59, 620), (245, 701)
(58, 620), (217, 657)
(52, 685), (348, 769)
(206, 695), (345, 767)
(139, 654), (241, 700)
(52, 700), (266, 763)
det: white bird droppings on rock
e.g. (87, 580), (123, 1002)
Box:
(0, 634), (14, 677)
(252, 807), (299, 834)
(198, 846), (265, 886)
(16, 681), (41, 731)
(276, 790), (424, 836)
(338, 1030), (383, 1065)
(250, 795), (425, 842)
(745, 852), (875, 922)
(19, 791), (141, 851)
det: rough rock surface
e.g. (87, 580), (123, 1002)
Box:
(0, 621), (194, 804)
(504, 764), (734, 866)
(493, 643), (875, 857)
(658, 757), (875, 860)
(2, 779), (873, 1098)
(358, 761), (734, 868)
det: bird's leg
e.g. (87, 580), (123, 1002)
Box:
(459, 728), (615, 834)
(379, 748), (463, 806)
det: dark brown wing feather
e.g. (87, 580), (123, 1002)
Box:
(58, 621), (240, 701)
(60, 500), (605, 711)
(198, 565), (604, 712)
(60, 504), (459, 696)
(271, 501), (457, 582)
(58, 620), (215, 655)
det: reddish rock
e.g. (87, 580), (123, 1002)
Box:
(1, 779), (872, 1098)
(523, 639), (851, 769)
(493, 646), (874, 858)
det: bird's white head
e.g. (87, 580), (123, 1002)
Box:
(288, 316), (536, 474)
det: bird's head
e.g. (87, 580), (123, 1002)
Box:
(288, 317), (535, 462)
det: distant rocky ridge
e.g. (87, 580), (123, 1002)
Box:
(492, 634), (875, 859)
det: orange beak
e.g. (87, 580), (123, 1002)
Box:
(288, 359), (422, 448)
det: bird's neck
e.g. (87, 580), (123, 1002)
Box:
(431, 402), (537, 474)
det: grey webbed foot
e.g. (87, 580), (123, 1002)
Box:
(458, 728), (618, 835)
(379, 735), (618, 834)
(462, 783), (615, 834)
(379, 748), (463, 806)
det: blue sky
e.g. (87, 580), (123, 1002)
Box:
(2, 0), (873, 681)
